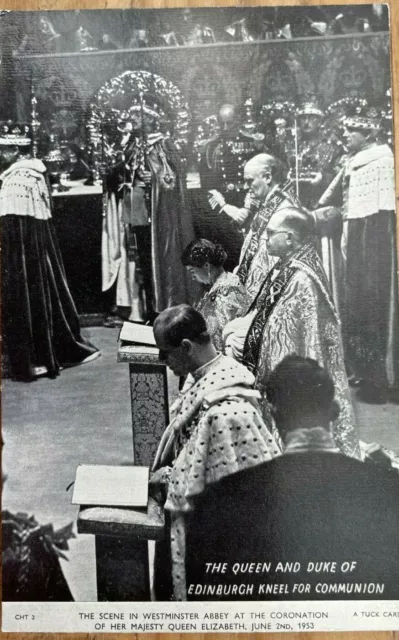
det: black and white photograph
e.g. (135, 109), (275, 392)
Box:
(1, 3), (399, 632)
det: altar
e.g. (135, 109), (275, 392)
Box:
(4, 17), (390, 320)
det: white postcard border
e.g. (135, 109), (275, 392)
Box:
(3, 600), (399, 633)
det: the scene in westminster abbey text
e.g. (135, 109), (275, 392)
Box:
(2, 3), (399, 633)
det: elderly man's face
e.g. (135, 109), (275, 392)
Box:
(244, 163), (273, 202)
(154, 325), (193, 377)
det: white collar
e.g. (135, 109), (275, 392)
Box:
(192, 353), (223, 382)
(0, 157), (47, 181)
(349, 143), (392, 170)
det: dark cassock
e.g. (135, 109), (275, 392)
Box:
(147, 135), (196, 313)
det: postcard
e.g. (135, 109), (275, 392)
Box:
(1, 3), (399, 633)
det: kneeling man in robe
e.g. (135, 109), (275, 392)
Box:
(151, 304), (281, 601)
(224, 207), (359, 459)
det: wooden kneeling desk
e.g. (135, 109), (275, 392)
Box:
(77, 497), (164, 601)
(74, 341), (177, 601)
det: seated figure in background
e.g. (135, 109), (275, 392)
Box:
(182, 238), (250, 352)
(224, 206), (359, 459)
(150, 305), (281, 601)
(185, 356), (399, 600)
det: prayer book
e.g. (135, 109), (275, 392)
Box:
(119, 321), (156, 346)
(71, 464), (149, 507)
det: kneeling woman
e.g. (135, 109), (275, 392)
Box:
(182, 238), (249, 352)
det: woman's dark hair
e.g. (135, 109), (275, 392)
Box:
(181, 238), (227, 268)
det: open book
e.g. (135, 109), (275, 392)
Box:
(119, 321), (156, 346)
(71, 464), (149, 507)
